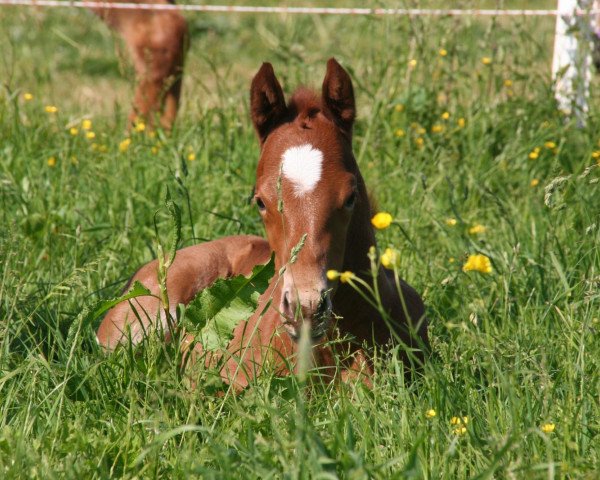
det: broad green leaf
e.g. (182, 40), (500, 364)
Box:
(185, 254), (275, 351)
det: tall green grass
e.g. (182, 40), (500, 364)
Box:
(1, 1), (599, 477)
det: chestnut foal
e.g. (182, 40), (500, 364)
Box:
(98, 59), (428, 390)
(187, 59), (428, 389)
(92, 0), (188, 129)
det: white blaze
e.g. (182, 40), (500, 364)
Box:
(281, 144), (323, 196)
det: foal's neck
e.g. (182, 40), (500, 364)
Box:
(341, 171), (378, 276)
(333, 168), (400, 346)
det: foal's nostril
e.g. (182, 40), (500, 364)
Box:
(282, 290), (291, 314)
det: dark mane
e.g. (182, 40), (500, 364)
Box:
(287, 88), (321, 124)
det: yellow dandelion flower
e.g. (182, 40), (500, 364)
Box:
(69, 127), (78, 136)
(47, 156), (57, 167)
(450, 416), (469, 425)
(462, 254), (492, 274)
(326, 270), (340, 281)
(81, 119), (92, 130)
(592, 150), (600, 159)
(503, 79), (513, 88)
(410, 122), (420, 130)
(481, 57), (492, 65)
(544, 141), (557, 149)
(408, 59), (417, 68)
(541, 423), (555, 434)
(134, 121), (146, 133)
(450, 415), (469, 435)
(394, 104), (404, 112)
(415, 137), (425, 148)
(119, 138), (131, 152)
(441, 111), (450, 120)
(449, 257), (455, 263)
(339, 271), (355, 283)
(446, 218), (457, 227)
(23, 92), (33, 101)
(528, 150), (539, 160)
(45, 105), (58, 114)
(457, 118), (466, 128)
(425, 409), (436, 418)
(468, 224), (486, 235)
(187, 152), (196, 161)
(530, 178), (540, 187)
(395, 128), (405, 137)
(417, 127), (427, 135)
(371, 212), (393, 230)
(431, 124), (444, 134)
(151, 146), (159, 155)
(380, 247), (399, 269)
(439, 48), (448, 57)
(85, 131), (96, 140)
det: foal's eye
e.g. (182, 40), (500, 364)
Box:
(344, 191), (357, 209)
(255, 197), (266, 212)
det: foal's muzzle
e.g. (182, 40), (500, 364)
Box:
(280, 289), (332, 342)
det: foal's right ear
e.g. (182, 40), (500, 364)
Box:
(322, 58), (356, 134)
(250, 63), (287, 143)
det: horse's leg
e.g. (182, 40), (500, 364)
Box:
(98, 237), (271, 351)
(125, 11), (188, 129)
(341, 349), (373, 388)
(93, 3), (188, 129)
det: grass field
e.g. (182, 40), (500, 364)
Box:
(1, 1), (599, 478)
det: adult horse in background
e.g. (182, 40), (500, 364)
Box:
(92, 0), (188, 129)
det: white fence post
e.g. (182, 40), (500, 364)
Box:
(552, 0), (594, 125)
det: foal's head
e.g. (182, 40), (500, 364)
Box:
(250, 58), (369, 341)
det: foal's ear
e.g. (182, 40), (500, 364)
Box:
(250, 63), (287, 143)
(322, 58), (356, 134)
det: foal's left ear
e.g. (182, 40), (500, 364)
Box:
(322, 58), (356, 134)
(250, 62), (287, 143)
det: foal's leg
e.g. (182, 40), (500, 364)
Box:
(97, 236), (271, 351)
(340, 349), (374, 388)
